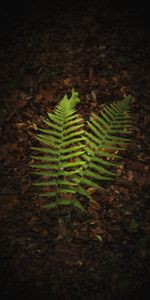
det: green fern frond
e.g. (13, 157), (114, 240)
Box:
(42, 199), (85, 212)
(79, 95), (132, 190)
(31, 89), (85, 209)
(31, 89), (132, 212)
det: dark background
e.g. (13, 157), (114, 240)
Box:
(0, 0), (150, 29)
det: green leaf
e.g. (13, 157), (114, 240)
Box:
(77, 186), (91, 198)
(60, 150), (85, 161)
(64, 114), (80, 123)
(62, 137), (86, 147)
(40, 191), (57, 198)
(87, 121), (103, 139)
(89, 162), (116, 176)
(47, 113), (63, 124)
(64, 117), (83, 127)
(60, 145), (85, 154)
(85, 131), (101, 145)
(72, 200), (85, 212)
(42, 199), (85, 212)
(41, 202), (58, 209)
(57, 188), (76, 194)
(31, 155), (59, 162)
(44, 119), (62, 131)
(60, 161), (86, 168)
(31, 147), (59, 155)
(82, 178), (100, 188)
(91, 155), (117, 167)
(33, 180), (77, 186)
(96, 150), (121, 158)
(63, 124), (83, 135)
(31, 171), (58, 177)
(63, 130), (85, 140)
(31, 164), (58, 169)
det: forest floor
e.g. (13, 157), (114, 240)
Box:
(0, 2), (150, 300)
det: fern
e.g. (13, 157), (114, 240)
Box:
(79, 96), (132, 192)
(31, 89), (132, 212)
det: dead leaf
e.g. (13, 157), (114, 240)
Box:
(64, 78), (71, 85)
(35, 93), (43, 102)
(28, 215), (39, 225)
(107, 195), (115, 204)
(88, 67), (95, 81)
(41, 88), (53, 101)
(40, 229), (49, 237)
(111, 75), (118, 84)
(86, 188), (98, 195)
(98, 77), (108, 87)
(21, 182), (31, 193)
(127, 170), (134, 182)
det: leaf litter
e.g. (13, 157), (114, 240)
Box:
(0, 2), (150, 299)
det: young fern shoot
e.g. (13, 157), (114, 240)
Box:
(31, 89), (132, 212)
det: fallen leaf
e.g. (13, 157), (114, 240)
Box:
(95, 234), (103, 242)
(64, 78), (71, 85)
(35, 93), (43, 102)
(87, 187), (98, 194)
(98, 77), (108, 87)
(40, 229), (49, 237)
(127, 170), (134, 182)
(88, 67), (95, 81)
(21, 182), (31, 193)
(28, 215), (39, 225)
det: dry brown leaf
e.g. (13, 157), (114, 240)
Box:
(21, 182), (31, 193)
(86, 188), (98, 194)
(35, 93), (43, 102)
(28, 215), (39, 225)
(98, 77), (108, 87)
(88, 67), (95, 81)
(127, 170), (134, 182)
(64, 78), (71, 85)
(111, 75), (118, 84)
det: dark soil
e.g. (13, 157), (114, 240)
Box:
(0, 1), (150, 299)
